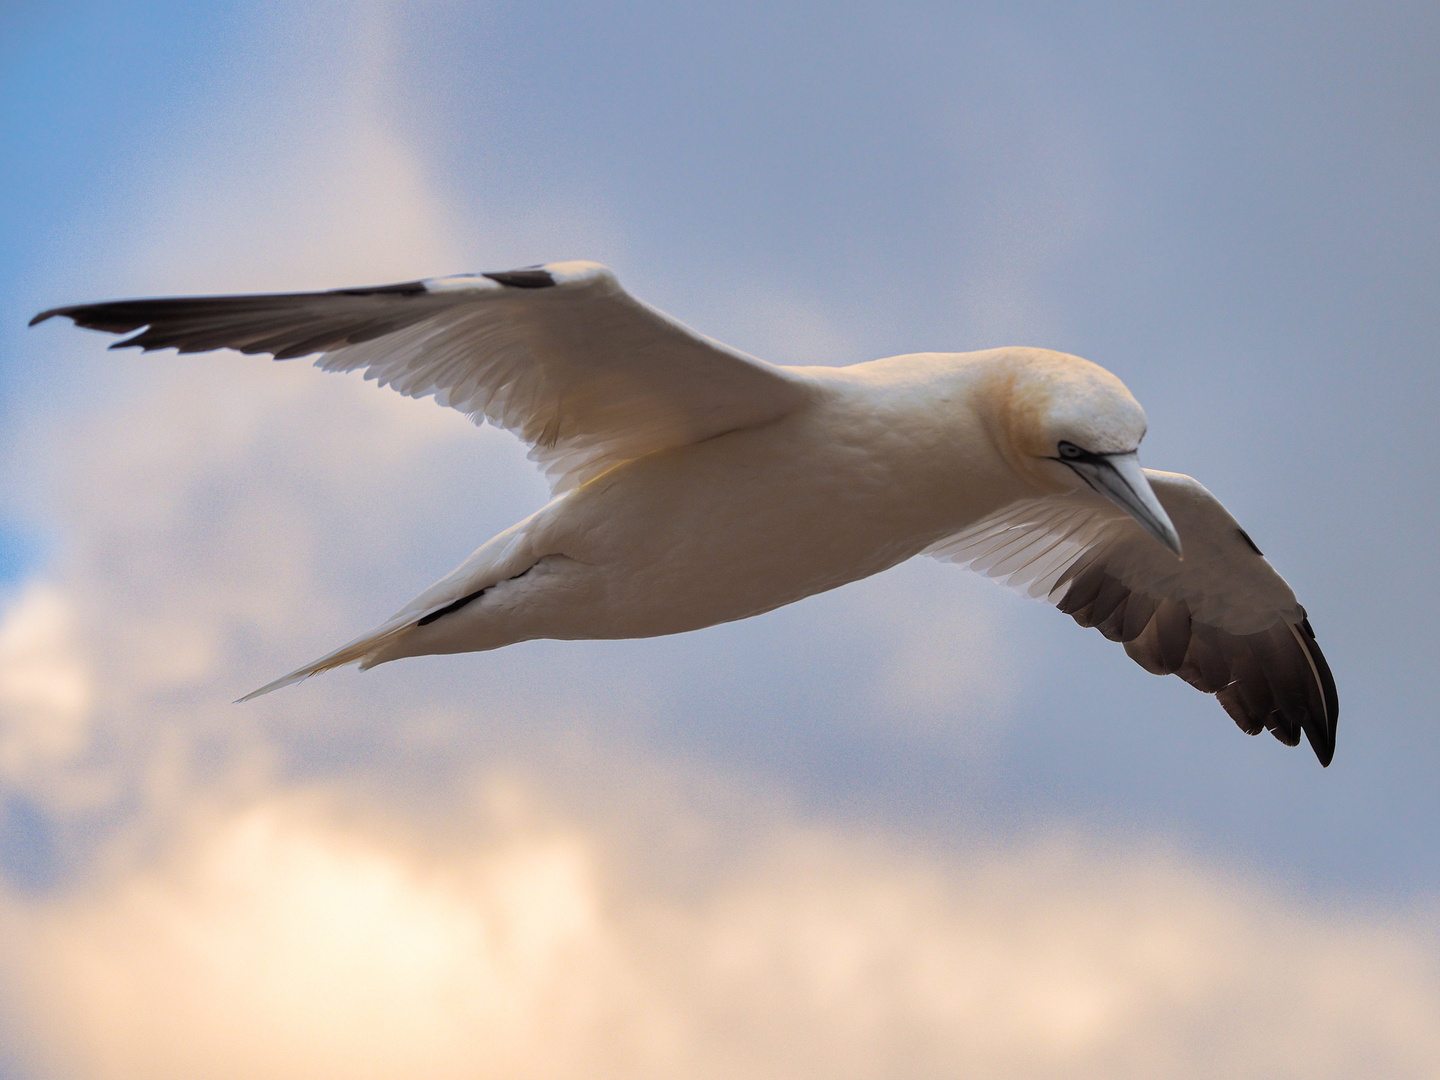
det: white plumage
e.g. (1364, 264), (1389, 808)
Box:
(31, 261), (1338, 764)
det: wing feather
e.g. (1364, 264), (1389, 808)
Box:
(928, 471), (1338, 765)
(32, 261), (815, 493)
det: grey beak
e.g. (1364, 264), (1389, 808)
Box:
(1065, 451), (1183, 557)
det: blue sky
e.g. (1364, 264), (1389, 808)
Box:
(2, 3), (1439, 1076)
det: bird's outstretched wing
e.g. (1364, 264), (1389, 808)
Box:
(31, 261), (815, 492)
(927, 470), (1338, 765)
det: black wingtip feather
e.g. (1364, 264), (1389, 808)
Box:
(333, 280), (429, 297)
(482, 269), (556, 289)
(1062, 570), (1339, 767)
(1295, 621), (1338, 767)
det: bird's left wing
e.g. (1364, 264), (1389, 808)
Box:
(927, 470), (1338, 765)
(30, 261), (815, 492)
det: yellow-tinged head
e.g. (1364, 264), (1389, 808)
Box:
(976, 348), (1182, 556)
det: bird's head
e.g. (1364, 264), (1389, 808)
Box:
(978, 348), (1182, 557)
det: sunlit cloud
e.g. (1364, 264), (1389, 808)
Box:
(2, 785), (1437, 1080)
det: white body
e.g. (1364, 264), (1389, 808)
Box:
(385, 351), (1017, 661)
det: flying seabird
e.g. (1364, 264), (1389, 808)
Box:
(31, 261), (1338, 765)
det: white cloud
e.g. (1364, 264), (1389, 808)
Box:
(1, 785), (1437, 1080)
(0, 584), (93, 782)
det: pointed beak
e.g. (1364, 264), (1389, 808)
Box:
(1066, 451), (1183, 557)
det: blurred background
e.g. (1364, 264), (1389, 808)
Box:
(2, 2), (1438, 1076)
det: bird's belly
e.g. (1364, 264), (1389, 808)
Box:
(519, 428), (974, 640)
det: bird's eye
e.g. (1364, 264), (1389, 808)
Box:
(1057, 441), (1084, 459)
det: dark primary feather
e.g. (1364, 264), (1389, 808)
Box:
(928, 473), (1339, 767)
(29, 285), (456, 360)
(1057, 561), (1338, 766)
(25, 270), (557, 358)
(479, 269), (556, 289)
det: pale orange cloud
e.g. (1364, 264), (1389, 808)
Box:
(1, 786), (1436, 1080)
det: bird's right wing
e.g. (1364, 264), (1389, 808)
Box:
(927, 470), (1338, 765)
(31, 261), (816, 493)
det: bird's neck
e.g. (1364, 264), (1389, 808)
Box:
(804, 353), (1040, 543)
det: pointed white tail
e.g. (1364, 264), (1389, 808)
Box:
(235, 618), (417, 702)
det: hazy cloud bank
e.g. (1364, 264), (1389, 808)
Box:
(1, 778), (1436, 1080)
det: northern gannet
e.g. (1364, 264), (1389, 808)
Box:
(31, 262), (1338, 764)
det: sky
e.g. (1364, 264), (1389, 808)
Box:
(2, 1), (1439, 1076)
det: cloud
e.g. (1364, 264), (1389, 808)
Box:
(0, 585), (93, 785)
(1, 783), (1437, 1080)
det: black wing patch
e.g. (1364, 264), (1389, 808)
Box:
(414, 561), (543, 628)
(29, 287), (451, 360)
(481, 269), (555, 289)
(28, 266), (555, 361)
(1058, 563), (1338, 767)
(415, 588), (486, 627)
(334, 281), (429, 296)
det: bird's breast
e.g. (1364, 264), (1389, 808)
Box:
(525, 387), (1015, 637)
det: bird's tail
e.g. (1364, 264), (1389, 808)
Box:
(236, 617), (417, 702)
